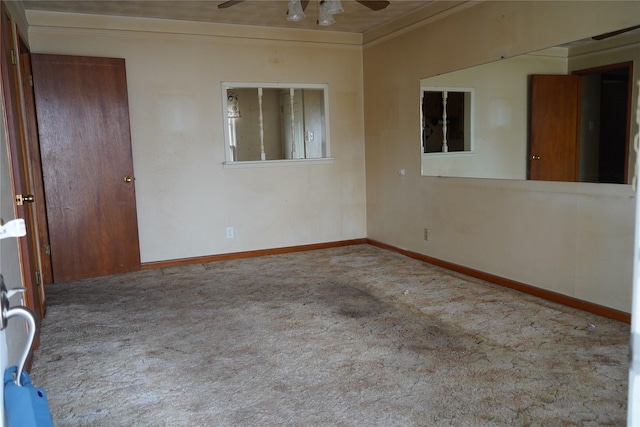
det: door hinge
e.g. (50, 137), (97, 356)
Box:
(35, 270), (41, 285)
(10, 49), (16, 65)
(44, 244), (51, 256)
(28, 74), (33, 87)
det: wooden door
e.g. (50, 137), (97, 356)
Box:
(18, 37), (52, 301)
(529, 75), (581, 181)
(1, 5), (43, 324)
(31, 54), (141, 282)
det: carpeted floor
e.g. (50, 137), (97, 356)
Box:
(30, 245), (630, 426)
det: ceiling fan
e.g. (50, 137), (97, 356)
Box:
(592, 24), (640, 41)
(218, 0), (391, 13)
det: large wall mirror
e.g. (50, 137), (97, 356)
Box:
(222, 82), (330, 165)
(420, 25), (640, 182)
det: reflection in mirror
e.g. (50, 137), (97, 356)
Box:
(421, 88), (473, 154)
(574, 62), (631, 184)
(530, 63), (632, 183)
(222, 83), (329, 163)
(420, 26), (640, 182)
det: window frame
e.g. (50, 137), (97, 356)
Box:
(420, 86), (475, 157)
(221, 82), (332, 168)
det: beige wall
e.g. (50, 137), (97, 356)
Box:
(27, 12), (367, 263)
(364, 1), (640, 313)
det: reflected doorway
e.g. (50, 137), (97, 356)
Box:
(574, 62), (632, 184)
(528, 62), (632, 183)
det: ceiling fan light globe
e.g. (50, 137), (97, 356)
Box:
(326, 0), (344, 14)
(317, 1), (336, 25)
(317, 17), (335, 26)
(287, 12), (306, 22)
(287, 0), (306, 21)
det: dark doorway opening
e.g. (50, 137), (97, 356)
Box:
(574, 62), (632, 184)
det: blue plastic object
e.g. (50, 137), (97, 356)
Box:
(4, 366), (53, 427)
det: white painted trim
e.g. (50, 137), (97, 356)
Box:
(223, 158), (334, 169)
(627, 79), (640, 426)
(421, 152), (476, 159)
(26, 10), (362, 46)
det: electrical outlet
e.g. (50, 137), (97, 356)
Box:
(423, 228), (430, 241)
(226, 226), (234, 239)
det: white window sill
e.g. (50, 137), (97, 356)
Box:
(223, 158), (335, 169)
(422, 151), (476, 159)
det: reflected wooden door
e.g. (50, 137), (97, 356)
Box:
(529, 75), (581, 181)
(31, 54), (141, 282)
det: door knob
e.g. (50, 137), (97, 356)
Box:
(15, 194), (34, 205)
(123, 176), (133, 183)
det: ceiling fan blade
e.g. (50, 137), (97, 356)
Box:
(592, 24), (640, 40)
(218, 0), (244, 9)
(355, 0), (390, 11)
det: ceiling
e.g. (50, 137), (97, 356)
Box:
(19, 0), (440, 34)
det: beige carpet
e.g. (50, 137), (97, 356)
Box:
(30, 245), (629, 426)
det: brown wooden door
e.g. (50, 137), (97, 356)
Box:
(529, 75), (581, 181)
(31, 54), (141, 282)
(1, 5), (43, 325)
(18, 37), (52, 300)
